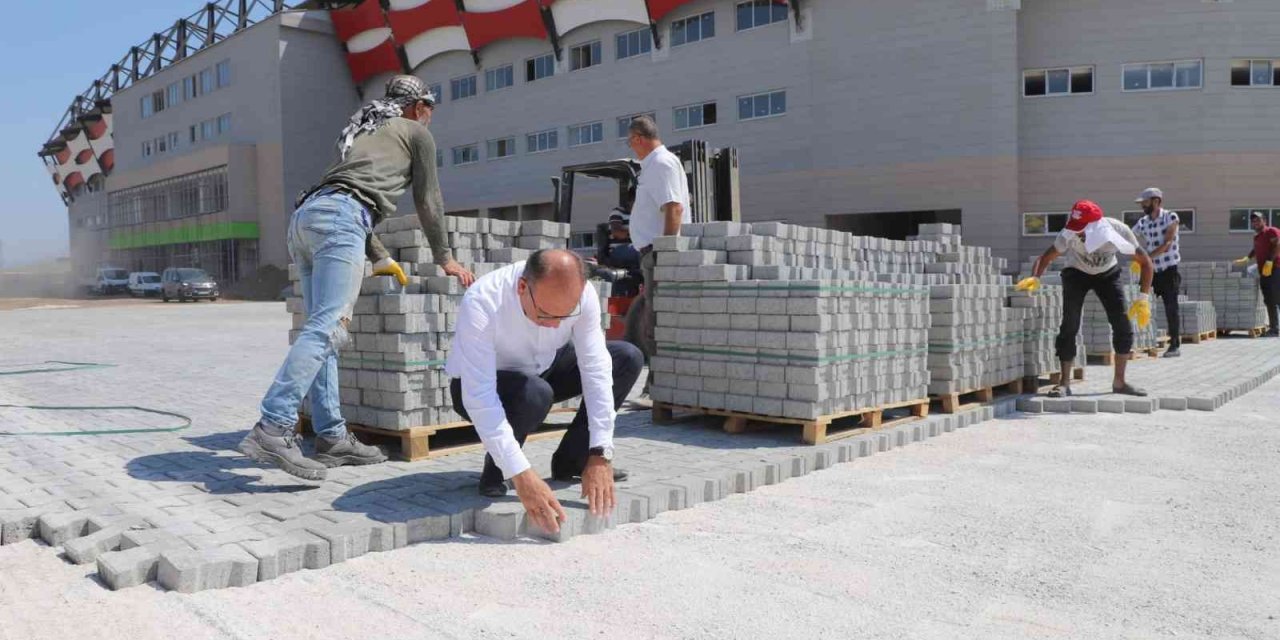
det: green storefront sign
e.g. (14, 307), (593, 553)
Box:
(109, 221), (259, 250)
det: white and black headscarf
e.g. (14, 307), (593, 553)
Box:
(334, 74), (436, 161)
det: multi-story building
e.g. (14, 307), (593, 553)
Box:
(40, 0), (1280, 283)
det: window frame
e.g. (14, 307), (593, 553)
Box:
(735, 0), (789, 32)
(671, 11), (716, 48)
(569, 40), (603, 72)
(617, 112), (656, 139)
(199, 68), (216, 95)
(1229, 208), (1280, 233)
(428, 83), (443, 103)
(486, 136), (517, 161)
(615, 27), (652, 61)
(567, 121), (604, 148)
(1231, 59), (1280, 88)
(1121, 208), (1196, 234)
(215, 59), (231, 89)
(1022, 65), (1095, 98)
(484, 64), (514, 92)
(526, 53), (556, 82)
(450, 74), (478, 100)
(526, 128), (559, 154)
(1022, 212), (1071, 237)
(452, 143), (480, 166)
(737, 89), (787, 121)
(674, 101), (718, 131)
(1121, 59), (1203, 92)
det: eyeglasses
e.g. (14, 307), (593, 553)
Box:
(523, 278), (581, 321)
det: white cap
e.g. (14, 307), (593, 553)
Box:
(1135, 187), (1163, 203)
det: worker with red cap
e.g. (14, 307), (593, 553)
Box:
(1017, 200), (1155, 398)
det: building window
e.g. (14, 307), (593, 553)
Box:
(527, 129), (559, 153)
(616, 27), (652, 60)
(1230, 208), (1280, 232)
(200, 119), (216, 141)
(141, 95), (154, 119)
(200, 68), (216, 95)
(572, 232), (595, 248)
(1231, 59), (1280, 87)
(1023, 212), (1071, 236)
(166, 81), (182, 108)
(451, 75), (477, 100)
(183, 75), (199, 101)
(671, 12), (715, 47)
(570, 41), (603, 71)
(674, 102), (717, 130)
(156, 135), (169, 154)
(736, 0), (788, 31)
(436, 148), (443, 168)
(452, 144), (480, 166)
(738, 90), (786, 120)
(142, 140), (153, 158)
(167, 131), (180, 152)
(1023, 66), (1094, 97)
(487, 137), (516, 160)
(1122, 60), (1202, 91)
(526, 54), (556, 82)
(107, 166), (229, 226)
(428, 83), (443, 103)
(617, 112), (656, 138)
(485, 64), (514, 91)
(217, 113), (231, 135)
(216, 60), (231, 88)
(568, 121), (604, 147)
(1121, 209), (1196, 233)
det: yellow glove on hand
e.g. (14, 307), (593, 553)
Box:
(1128, 297), (1152, 329)
(1129, 261), (1141, 275)
(1265, 261), (1275, 277)
(1015, 277), (1041, 293)
(1233, 257), (1250, 266)
(373, 257), (409, 286)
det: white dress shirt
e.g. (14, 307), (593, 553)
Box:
(444, 262), (614, 477)
(629, 145), (691, 251)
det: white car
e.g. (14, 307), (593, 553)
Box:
(128, 272), (162, 297)
(90, 267), (130, 295)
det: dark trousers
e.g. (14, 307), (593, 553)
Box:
(1261, 273), (1280, 333)
(450, 340), (644, 485)
(1056, 266), (1133, 362)
(1153, 266), (1181, 349)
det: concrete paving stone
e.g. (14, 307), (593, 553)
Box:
(473, 502), (526, 541)
(1043, 398), (1072, 414)
(304, 519), (396, 562)
(64, 524), (145, 565)
(1159, 397), (1189, 411)
(97, 546), (164, 591)
(158, 545), (260, 593)
(0, 508), (43, 545)
(614, 491), (651, 525)
(1125, 398), (1156, 414)
(1070, 399), (1098, 414)
(241, 530), (331, 581)
(38, 511), (90, 546)
(1097, 398), (1127, 413)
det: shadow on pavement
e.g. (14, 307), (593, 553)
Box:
(123, 431), (321, 494)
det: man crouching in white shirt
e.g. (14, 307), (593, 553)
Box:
(445, 249), (642, 533)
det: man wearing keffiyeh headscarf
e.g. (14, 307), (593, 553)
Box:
(239, 75), (475, 481)
(1017, 200), (1155, 399)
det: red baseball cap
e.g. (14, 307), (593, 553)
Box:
(1066, 200), (1104, 232)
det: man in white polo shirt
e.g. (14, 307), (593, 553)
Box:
(445, 249), (643, 534)
(623, 116), (690, 382)
(1131, 187), (1184, 357)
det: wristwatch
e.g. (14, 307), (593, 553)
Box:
(588, 446), (614, 462)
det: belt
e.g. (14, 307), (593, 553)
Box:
(304, 185), (374, 233)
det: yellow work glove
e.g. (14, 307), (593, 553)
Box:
(1129, 261), (1141, 275)
(1128, 297), (1152, 329)
(1015, 277), (1041, 293)
(372, 257), (409, 286)
(1264, 261), (1275, 277)
(1233, 256), (1251, 266)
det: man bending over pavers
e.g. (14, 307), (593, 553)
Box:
(241, 75), (475, 480)
(1018, 200), (1155, 398)
(446, 249), (642, 534)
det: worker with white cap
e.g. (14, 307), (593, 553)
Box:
(1130, 187), (1183, 357)
(1017, 200), (1155, 398)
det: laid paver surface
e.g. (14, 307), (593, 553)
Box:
(1, 301), (1277, 594)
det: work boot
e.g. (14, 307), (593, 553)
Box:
(314, 431), (387, 468)
(239, 422), (328, 481)
(1162, 348), (1181, 358)
(478, 455), (509, 498)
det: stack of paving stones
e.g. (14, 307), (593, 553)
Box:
(1006, 283), (1085, 381)
(1180, 261), (1268, 332)
(911, 224), (1023, 397)
(1079, 282), (1161, 358)
(647, 221), (931, 421)
(286, 216), (609, 430)
(1154, 296), (1217, 338)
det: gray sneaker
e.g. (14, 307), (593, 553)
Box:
(238, 423), (328, 481)
(314, 432), (387, 468)
(1163, 348), (1181, 358)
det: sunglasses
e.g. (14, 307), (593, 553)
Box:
(523, 278), (581, 321)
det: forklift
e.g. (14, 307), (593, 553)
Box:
(550, 140), (741, 345)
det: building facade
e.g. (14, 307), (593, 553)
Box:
(41, 0), (1280, 282)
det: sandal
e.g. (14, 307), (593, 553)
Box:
(1112, 383), (1148, 397)
(1047, 385), (1072, 398)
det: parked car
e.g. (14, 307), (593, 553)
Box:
(161, 268), (219, 302)
(90, 267), (130, 295)
(127, 272), (162, 297)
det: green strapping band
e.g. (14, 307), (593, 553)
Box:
(659, 344), (928, 365)
(0, 361), (116, 376)
(0, 404), (192, 436)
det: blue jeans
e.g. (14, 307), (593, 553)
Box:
(259, 191), (370, 438)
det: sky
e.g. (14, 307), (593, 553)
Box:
(0, 1), (192, 268)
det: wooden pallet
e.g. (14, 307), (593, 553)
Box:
(1085, 347), (1161, 366)
(933, 379), (1023, 414)
(1217, 326), (1268, 339)
(1182, 330), (1217, 344)
(1022, 367), (1085, 391)
(651, 398), (929, 445)
(298, 408), (575, 462)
